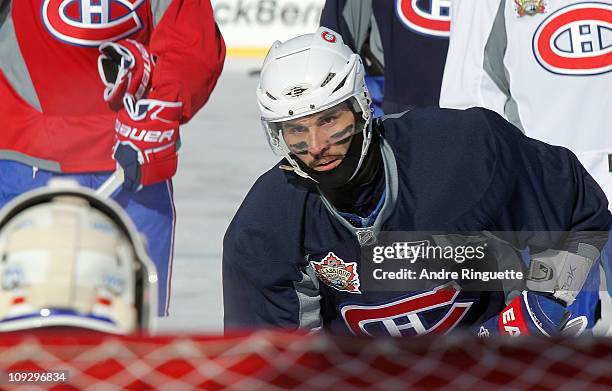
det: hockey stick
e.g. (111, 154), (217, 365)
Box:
(96, 164), (125, 198)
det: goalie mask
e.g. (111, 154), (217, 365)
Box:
(257, 27), (372, 186)
(0, 180), (157, 335)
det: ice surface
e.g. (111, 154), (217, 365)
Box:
(156, 58), (278, 333)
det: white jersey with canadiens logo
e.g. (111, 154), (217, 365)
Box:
(440, 0), (612, 202)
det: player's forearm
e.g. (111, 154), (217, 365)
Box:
(149, 0), (226, 123)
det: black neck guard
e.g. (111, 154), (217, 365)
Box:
(317, 131), (383, 215)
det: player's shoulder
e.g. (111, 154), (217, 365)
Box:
(231, 163), (307, 222)
(377, 107), (521, 225)
(380, 106), (501, 133)
(379, 105), (577, 171)
(222, 163), (324, 293)
(223, 163), (310, 256)
(378, 106), (508, 155)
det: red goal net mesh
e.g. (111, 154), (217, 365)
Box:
(2, 330), (612, 390)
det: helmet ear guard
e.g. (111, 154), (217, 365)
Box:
(256, 27), (373, 182)
(0, 179), (157, 335)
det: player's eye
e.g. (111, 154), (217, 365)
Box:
(284, 125), (307, 135)
(319, 114), (338, 126)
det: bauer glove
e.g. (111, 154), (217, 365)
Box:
(475, 290), (587, 337)
(113, 96), (182, 191)
(98, 39), (155, 110)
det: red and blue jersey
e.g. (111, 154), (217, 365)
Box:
(0, 0), (225, 173)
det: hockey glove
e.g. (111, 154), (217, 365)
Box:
(113, 96), (182, 191)
(475, 291), (588, 337)
(98, 39), (155, 110)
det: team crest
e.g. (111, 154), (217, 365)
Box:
(341, 282), (473, 336)
(396, 0), (451, 38)
(42, 0), (145, 47)
(321, 30), (337, 43)
(532, 2), (612, 76)
(310, 252), (361, 294)
(514, 0), (546, 17)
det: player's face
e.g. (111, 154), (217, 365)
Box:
(281, 103), (356, 172)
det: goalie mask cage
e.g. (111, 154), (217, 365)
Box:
(1, 330), (612, 390)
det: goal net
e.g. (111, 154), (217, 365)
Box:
(1, 330), (612, 390)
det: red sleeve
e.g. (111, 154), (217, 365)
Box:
(148, 0), (226, 123)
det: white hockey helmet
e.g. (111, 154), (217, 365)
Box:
(0, 179), (157, 335)
(257, 27), (372, 181)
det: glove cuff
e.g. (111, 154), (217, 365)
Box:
(98, 39), (154, 108)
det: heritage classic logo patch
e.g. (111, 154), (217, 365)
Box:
(514, 0), (546, 17)
(341, 282), (472, 336)
(532, 2), (612, 75)
(396, 0), (451, 38)
(310, 252), (361, 294)
(42, 0), (145, 47)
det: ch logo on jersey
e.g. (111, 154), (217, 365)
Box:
(532, 2), (612, 75)
(42, 0), (145, 47)
(341, 282), (472, 336)
(321, 30), (337, 43)
(396, 0), (451, 38)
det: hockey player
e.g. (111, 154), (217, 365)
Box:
(0, 0), (225, 315)
(0, 180), (158, 335)
(438, 0), (611, 328)
(320, 0), (450, 115)
(222, 28), (611, 337)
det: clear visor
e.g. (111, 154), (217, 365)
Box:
(265, 98), (366, 157)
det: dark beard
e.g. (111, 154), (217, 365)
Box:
(317, 131), (383, 214)
(296, 130), (366, 189)
(293, 128), (383, 217)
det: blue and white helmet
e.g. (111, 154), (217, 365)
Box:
(256, 27), (372, 181)
(0, 180), (157, 334)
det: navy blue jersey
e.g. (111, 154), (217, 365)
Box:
(320, 0), (450, 112)
(223, 107), (611, 336)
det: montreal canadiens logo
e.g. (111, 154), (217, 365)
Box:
(533, 2), (612, 75)
(396, 0), (451, 38)
(42, 0), (145, 47)
(341, 282), (472, 336)
(321, 31), (337, 43)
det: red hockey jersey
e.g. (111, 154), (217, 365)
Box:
(0, 0), (225, 172)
